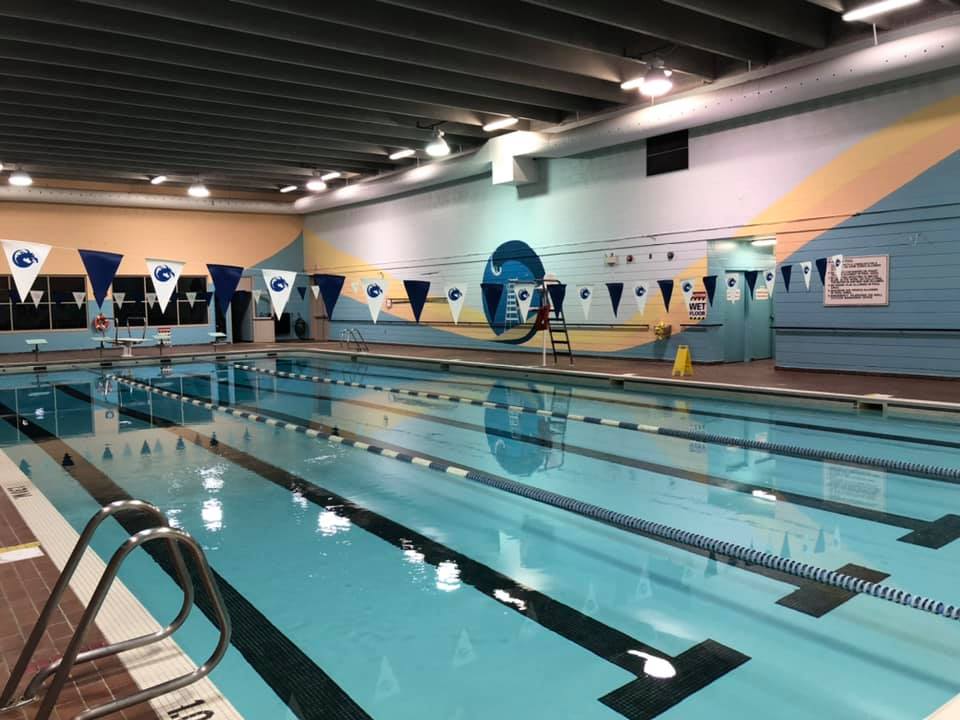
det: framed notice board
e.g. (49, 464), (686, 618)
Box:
(824, 255), (889, 307)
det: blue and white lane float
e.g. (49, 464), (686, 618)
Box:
(111, 374), (960, 623)
(233, 363), (960, 484)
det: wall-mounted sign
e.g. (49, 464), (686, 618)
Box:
(725, 274), (740, 303)
(755, 287), (770, 300)
(688, 291), (707, 320)
(824, 255), (889, 306)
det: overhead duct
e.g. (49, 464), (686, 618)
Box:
(0, 186), (299, 214)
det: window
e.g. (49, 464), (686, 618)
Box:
(646, 129), (689, 176)
(0, 275), (88, 332)
(113, 275), (209, 328)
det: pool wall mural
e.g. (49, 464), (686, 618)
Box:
(303, 68), (960, 375)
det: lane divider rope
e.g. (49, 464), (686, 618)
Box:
(233, 364), (960, 483)
(110, 373), (960, 623)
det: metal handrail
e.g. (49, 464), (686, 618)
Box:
(0, 500), (193, 712)
(349, 327), (369, 352)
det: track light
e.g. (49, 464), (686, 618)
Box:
(389, 148), (416, 160)
(150, 175), (167, 185)
(425, 129), (450, 158)
(321, 171), (341, 182)
(188, 181), (209, 198)
(483, 117), (519, 132)
(305, 176), (328, 192)
(843, 0), (921, 21)
(279, 185), (298, 193)
(8, 169), (32, 187)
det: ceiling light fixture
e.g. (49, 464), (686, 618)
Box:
(640, 59), (674, 98)
(842, 0), (921, 22)
(751, 237), (777, 247)
(187, 181), (210, 198)
(389, 148), (416, 160)
(8, 168), (32, 187)
(483, 116), (519, 132)
(279, 184), (298, 193)
(149, 175), (167, 185)
(425, 128), (450, 158)
(0, 161), (4, 172)
(321, 171), (341, 182)
(305, 176), (328, 192)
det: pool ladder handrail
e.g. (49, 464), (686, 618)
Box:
(0, 499), (232, 720)
(339, 327), (369, 352)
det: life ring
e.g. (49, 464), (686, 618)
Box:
(93, 313), (110, 333)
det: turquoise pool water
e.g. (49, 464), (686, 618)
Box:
(1, 355), (959, 719)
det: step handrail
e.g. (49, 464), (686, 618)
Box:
(0, 499), (194, 712)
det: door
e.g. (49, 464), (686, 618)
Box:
(723, 272), (745, 362)
(722, 270), (773, 361)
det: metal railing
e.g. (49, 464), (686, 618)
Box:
(0, 499), (231, 720)
(338, 327), (369, 352)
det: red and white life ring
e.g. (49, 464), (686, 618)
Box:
(93, 313), (110, 333)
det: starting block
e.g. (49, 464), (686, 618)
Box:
(672, 345), (693, 377)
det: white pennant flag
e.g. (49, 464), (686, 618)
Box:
(577, 285), (593, 320)
(144, 292), (157, 309)
(252, 289), (263, 305)
(145, 258), (185, 313)
(185, 291), (197, 308)
(361, 278), (389, 323)
(29, 289), (43, 308)
(262, 269), (297, 319)
(514, 283), (535, 321)
(310, 285), (320, 300)
(632, 281), (649, 314)
(764, 269), (776, 294)
(1, 240), (52, 303)
(445, 284), (467, 324)
(112, 291), (125, 309)
(72, 291), (86, 309)
(800, 261), (812, 291)
(680, 279), (696, 308)
(831, 254), (844, 280)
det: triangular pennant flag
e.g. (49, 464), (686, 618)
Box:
(78, 249), (122, 308)
(577, 285), (593, 320)
(29, 289), (43, 308)
(801, 261), (813, 290)
(780, 265), (793, 293)
(403, 280), (430, 323)
(445, 284), (467, 324)
(112, 291), (125, 309)
(744, 271), (759, 299)
(632, 281), (649, 314)
(831, 254), (844, 280)
(207, 263), (244, 314)
(361, 277), (389, 323)
(514, 282), (535, 320)
(481, 282), (504, 323)
(313, 274), (345, 318)
(144, 292), (157, 308)
(606, 282), (623, 317)
(546, 283), (566, 316)
(702, 275), (718, 305)
(252, 289), (262, 305)
(185, 291), (197, 307)
(310, 284), (320, 300)
(145, 258), (185, 313)
(763, 268), (776, 294)
(1, 240), (52, 304)
(262, 269), (298, 319)
(680, 279), (696, 308)
(815, 258), (828, 286)
(296, 286), (307, 300)
(72, 291), (86, 309)
(657, 279), (674, 312)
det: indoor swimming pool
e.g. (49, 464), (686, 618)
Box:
(1, 354), (959, 719)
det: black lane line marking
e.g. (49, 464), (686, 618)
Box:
(276, 358), (960, 451)
(10, 390), (373, 720)
(183, 374), (886, 618)
(94, 381), (751, 719)
(777, 564), (891, 618)
(227, 375), (960, 550)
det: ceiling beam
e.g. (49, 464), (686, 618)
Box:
(519, 0), (773, 61)
(19, 165), (315, 191)
(804, 0), (845, 12)
(378, 0), (722, 79)
(661, 0), (829, 48)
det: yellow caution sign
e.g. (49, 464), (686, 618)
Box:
(672, 345), (693, 377)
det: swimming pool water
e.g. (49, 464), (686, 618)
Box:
(1, 355), (959, 719)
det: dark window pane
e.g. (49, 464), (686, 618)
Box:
(177, 300), (208, 325)
(647, 129), (689, 176)
(178, 275), (206, 293)
(49, 276), (85, 294)
(147, 301), (178, 326)
(52, 302), (87, 329)
(115, 302), (146, 328)
(13, 302), (50, 330)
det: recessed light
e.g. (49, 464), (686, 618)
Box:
(188, 182), (210, 198)
(389, 148), (416, 160)
(9, 169), (32, 187)
(483, 117), (519, 132)
(843, 0), (921, 22)
(150, 175), (167, 185)
(321, 171), (341, 182)
(305, 177), (327, 192)
(279, 185), (298, 193)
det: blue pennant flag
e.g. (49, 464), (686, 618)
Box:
(780, 264), (793, 293)
(78, 249), (123, 308)
(606, 282), (624, 317)
(815, 258), (828, 285)
(207, 263), (244, 314)
(657, 279), (674, 312)
(744, 270), (759, 298)
(313, 274), (345, 318)
(403, 280), (431, 323)
(546, 283), (566, 316)
(480, 282), (504, 323)
(296, 286), (307, 300)
(702, 275), (718, 306)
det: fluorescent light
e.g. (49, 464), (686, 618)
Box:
(0, 161), (4, 172)
(305, 177), (328, 192)
(9, 169), (32, 187)
(320, 171), (341, 182)
(620, 77), (644, 90)
(843, 0), (921, 22)
(149, 175), (167, 185)
(751, 237), (777, 247)
(187, 182), (209, 198)
(426, 129), (450, 158)
(483, 116), (518, 132)
(389, 148), (415, 160)
(640, 66), (673, 98)
(279, 184), (298, 193)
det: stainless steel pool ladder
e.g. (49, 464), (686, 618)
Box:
(0, 499), (231, 720)
(339, 327), (369, 352)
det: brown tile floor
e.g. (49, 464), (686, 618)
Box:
(0, 490), (158, 720)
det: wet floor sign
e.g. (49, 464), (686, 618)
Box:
(672, 345), (693, 377)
